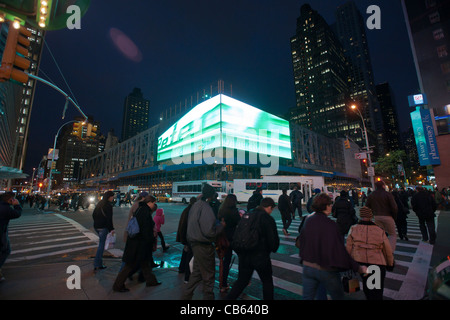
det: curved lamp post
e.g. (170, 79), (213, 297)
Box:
(351, 104), (375, 190)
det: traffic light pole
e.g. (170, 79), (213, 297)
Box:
(26, 73), (88, 121)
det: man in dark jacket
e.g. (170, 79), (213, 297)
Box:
(411, 186), (437, 244)
(247, 187), (263, 211)
(0, 192), (22, 281)
(226, 197), (280, 300)
(366, 180), (398, 251)
(278, 189), (293, 235)
(332, 190), (356, 237)
(290, 184), (304, 219)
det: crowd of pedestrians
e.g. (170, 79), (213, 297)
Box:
(0, 180), (445, 300)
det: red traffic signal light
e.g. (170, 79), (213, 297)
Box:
(0, 22), (31, 84)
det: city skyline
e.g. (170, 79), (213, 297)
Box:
(24, 0), (419, 176)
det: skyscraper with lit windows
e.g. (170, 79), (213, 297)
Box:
(121, 87), (150, 141)
(289, 4), (351, 138)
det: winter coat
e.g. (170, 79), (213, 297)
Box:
(346, 220), (394, 267)
(299, 211), (360, 272)
(278, 194), (293, 215)
(153, 209), (165, 233)
(0, 201), (22, 251)
(332, 196), (356, 236)
(92, 201), (114, 232)
(411, 190), (436, 220)
(122, 202), (155, 264)
(187, 200), (224, 245)
(366, 189), (398, 221)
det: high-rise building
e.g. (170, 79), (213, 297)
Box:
(334, 1), (383, 150)
(55, 117), (104, 187)
(289, 4), (352, 139)
(121, 87), (150, 141)
(402, 0), (450, 188)
(0, 21), (45, 185)
(376, 82), (401, 152)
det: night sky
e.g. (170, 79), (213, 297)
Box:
(25, 0), (419, 176)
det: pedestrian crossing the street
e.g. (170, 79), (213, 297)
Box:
(217, 211), (437, 300)
(5, 213), (99, 264)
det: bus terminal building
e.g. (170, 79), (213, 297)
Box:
(81, 94), (368, 195)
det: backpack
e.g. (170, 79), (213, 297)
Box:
(231, 210), (261, 253)
(247, 194), (260, 211)
(126, 208), (141, 238)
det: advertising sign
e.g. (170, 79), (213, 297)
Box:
(410, 108), (440, 166)
(157, 94), (291, 162)
(408, 93), (428, 107)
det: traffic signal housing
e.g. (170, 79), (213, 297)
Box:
(0, 22), (31, 84)
(344, 139), (351, 149)
(72, 121), (83, 139)
(87, 123), (97, 138)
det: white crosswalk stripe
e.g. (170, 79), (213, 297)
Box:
(224, 211), (436, 300)
(6, 213), (99, 263)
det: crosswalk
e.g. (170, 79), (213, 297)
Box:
(217, 211), (437, 300)
(6, 213), (99, 264)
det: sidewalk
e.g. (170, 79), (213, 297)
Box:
(0, 207), (189, 300)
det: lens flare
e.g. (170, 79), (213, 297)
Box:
(109, 27), (143, 62)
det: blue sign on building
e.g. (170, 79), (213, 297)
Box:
(408, 93), (428, 107)
(410, 108), (440, 166)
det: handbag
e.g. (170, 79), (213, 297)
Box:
(126, 208), (141, 238)
(104, 232), (116, 250)
(342, 270), (360, 293)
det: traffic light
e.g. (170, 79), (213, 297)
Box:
(0, 21), (31, 84)
(72, 121), (83, 139)
(344, 139), (351, 149)
(87, 123), (97, 138)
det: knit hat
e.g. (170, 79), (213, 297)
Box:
(359, 206), (373, 220)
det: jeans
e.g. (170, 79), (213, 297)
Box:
(302, 265), (344, 300)
(94, 228), (108, 268)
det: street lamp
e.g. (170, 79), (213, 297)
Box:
(46, 120), (85, 203)
(351, 104), (375, 190)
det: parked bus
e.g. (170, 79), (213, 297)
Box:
(171, 180), (233, 203)
(233, 176), (339, 203)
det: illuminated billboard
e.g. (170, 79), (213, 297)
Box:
(157, 94), (291, 162)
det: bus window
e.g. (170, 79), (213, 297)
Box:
(256, 182), (267, 190)
(267, 183), (278, 190)
(246, 183), (256, 190)
(279, 182), (289, 190)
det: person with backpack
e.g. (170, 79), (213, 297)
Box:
(113, 195), (161, 292)
(182, 184), (225, 300)
(226, 197), (280, 300)
(247, 187), (263, 211)
(278, 189), (293, 236)
(306, 188), (321, 214)
(290, 184), (304, 219)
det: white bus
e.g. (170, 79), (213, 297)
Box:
(171, 180), (233, 203)
(233, 176), (339, 203)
